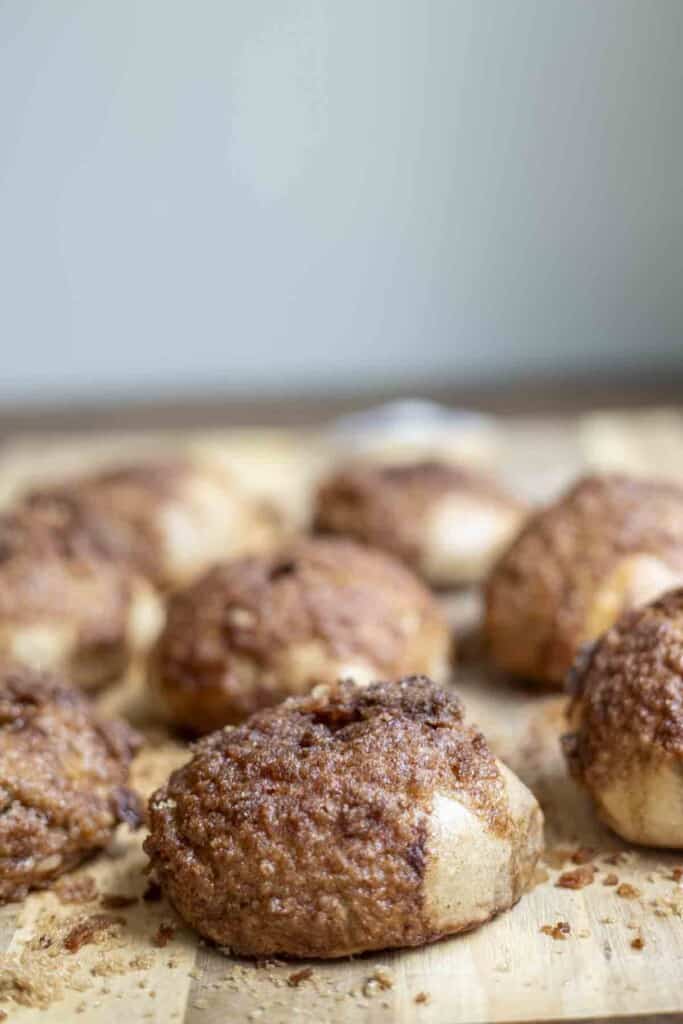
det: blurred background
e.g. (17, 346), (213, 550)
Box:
(1, 0), (682, 427)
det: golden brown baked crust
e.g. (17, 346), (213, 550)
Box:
(0, 501), (141, 685)
(485, 474), (683, 687)
(149, 537), (452, 733)
(0, 665), (141, 903)
(314, 460), (524, 583)
(145, 677), (525, 958)
(564, 589), (683, 791)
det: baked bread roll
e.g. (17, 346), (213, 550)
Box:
(145, 676), (543, 958)
(314, 460), (526, 586)
(0, 502), (160, 690)
(563, 589), (683, 848)
(27, 457), (281, 591)
(0, 665), (141, 903)
(149, 537), (453, 733)
(485, 474), (683, 687)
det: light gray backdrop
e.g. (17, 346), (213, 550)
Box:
(1, 0), (682, 404)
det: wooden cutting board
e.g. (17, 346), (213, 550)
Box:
(1, 410), (683, 1024)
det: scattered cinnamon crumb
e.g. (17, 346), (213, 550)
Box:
(152, 923), (176, 948)
(371, 969), (393, 991)
(100, 894), (138, 910)
(617, 883), (641, 900)
(129, 954), (154, 971)
(287, 967), (313, 988)
(90, 956), (128, 978)
(556, 865), (595, 889)
(55, 875), (98, 905)
(631, 935), (646, 950)
(415, 991), (430, 1005)
(603, 852), (626, 866)
(540, 921), (571, 940)
(571, 847), (595, 865)
(671, 867), (683, 882)
(63, 914), (125, 953)
(362, 968), (394, 996)
(602, 873), (619, 886)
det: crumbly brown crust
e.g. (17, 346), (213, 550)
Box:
(145, 676), (512, 958)
(563, 589), (683, 791)
(0, 502), (135, 652)
(485, 474), (683, 686)
(150, 537), (451, 732)
(0, 665), (141, 904)
(314, 460), (523, 572)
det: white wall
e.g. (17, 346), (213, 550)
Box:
(0, 0), (681, 403)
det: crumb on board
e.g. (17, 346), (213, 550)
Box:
(540, 921), (571, 940)
(90, 956), (127, 978)
(415, 991), (430, 1005)
(650, 890), (683, 918)
(0, 896), (152, 1012)
(129, 954), (154, 971)
(631, 935), (646, 950)
(287, 967), (313, 988)
(362, 968), (394, 997)
(571, 847), (595, 864)
(556, 865), (595, 890)
(152, 923), (176, 948)
(671, 867), (683, 882)
(603, 852), (627, 866)
(602, 873), (619, 886)
(63, 914), (126, 953)
(617, 883), (641, 900)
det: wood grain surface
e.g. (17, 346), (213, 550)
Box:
(1, 409), (683, 1023)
